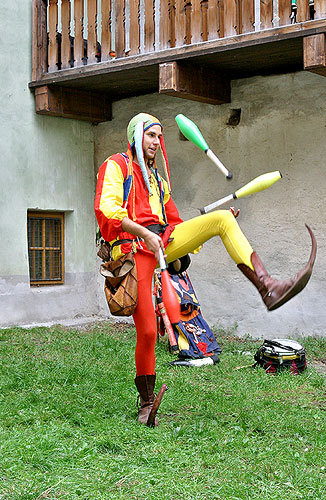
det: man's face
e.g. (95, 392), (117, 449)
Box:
(142, 125), (162, 161)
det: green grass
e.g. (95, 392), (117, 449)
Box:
(0, 323), (325, 499)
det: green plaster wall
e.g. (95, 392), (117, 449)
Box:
(0, 2), (103, 326)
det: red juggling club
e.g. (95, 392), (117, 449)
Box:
(158, 248), (180, 325)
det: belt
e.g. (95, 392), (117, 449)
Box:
(111, 238), (134, 249)
(110, 224), (167, 249)
(146, 224), (168, 235)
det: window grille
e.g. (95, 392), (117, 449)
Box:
(27, 212), (64, 285)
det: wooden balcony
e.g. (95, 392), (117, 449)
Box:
(30, 0), (326, 122)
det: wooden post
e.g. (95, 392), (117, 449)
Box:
(303, 33), (326, 77)
(144, 0), (155, 52)
(241, 0), (254, 33)
(206, 0), (219, 40)
(260, 0), (273, 30)
(159, 0), (171, 49)
(315, 0), (326, 19)
(237, 0), (243, 34)
(185, 2), (192, 44)
(48, 0), (59, 72)
(34, 85), (112, 122)
(159, 61), (231, 104)
(224, 0), (238, 36)
(296, 0), (309, 22)
(101, 0), (111, 60)
(32, 0), (48, 81)
(202, 0), (208, 41)
(218, 0), (225, 37)
(74, 0), (84, 67)
(115, 0), (125, 57)
(279, 0), (291, 26)
(61, 0), (71, 69)
(129, 0), (140, 55)
(87, 0), (98, 64)
(175, 0), (186, 46)
(191, 0), (202, 44)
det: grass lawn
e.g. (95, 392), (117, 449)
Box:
(0, 323), (325, 500)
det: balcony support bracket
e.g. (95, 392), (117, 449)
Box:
(303, 34), (326, 77)
(34, 85), (112, 123)
(159, 61), (231, 105)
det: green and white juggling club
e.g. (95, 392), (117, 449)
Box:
(199, 171), (282, 214)
(175, 114), (233, 180)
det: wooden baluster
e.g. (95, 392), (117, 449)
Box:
(191, 0), (202, 43)
(101, 0), (111, 61)
(315, 0), (326, 18)
(237, 0), (243, 33)
(206, 0), (219, 40)
(159, 0), (170, 49)
(48, 0), (59, 72)
(129, 0), (140, 54)
(88, 0), (98, 64)
(61, 0), (71, 69)
(74, 0), (84, 66)
(224, 0), (237, 36)
(170, 0), (176, 47)
(115, 0), (125, 57)
(32, 0), (48, 80)
(185, 2), (192, 43)
(260, 0), (273, 29)
(241, 0), (254, 32)
(296, 0), (309, 21)
(218, 0), (225, 37)
(175, 0), (186, 46)
(279, 0), (291, 25)
(144, 0), (155, 52)
(202, 0), (208, 41)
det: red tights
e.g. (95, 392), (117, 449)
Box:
(133, 251), (157, 376)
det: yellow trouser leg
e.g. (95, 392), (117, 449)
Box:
(165, 210), (254, 270)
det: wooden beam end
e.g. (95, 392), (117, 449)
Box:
(303, 34), (326, 77)
(159, 62), (231, 105)
(34, 86), (112, 123)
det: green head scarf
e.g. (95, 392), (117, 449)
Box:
(126, 112), (171, 195)
(127, 113), (162, 147)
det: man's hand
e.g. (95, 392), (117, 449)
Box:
(143, 231), (165, 262)
(229, 206), (240, 218)
(121, 217), (164, 262)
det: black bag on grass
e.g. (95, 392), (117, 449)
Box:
(254, 339), (307, 374)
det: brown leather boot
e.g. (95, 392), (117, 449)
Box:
(238, 224), (317, 311)
(134, 374), (158, 427)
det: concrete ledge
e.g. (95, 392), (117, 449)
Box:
(0, 272), (105, 328)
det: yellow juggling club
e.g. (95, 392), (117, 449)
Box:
(199, 171), (282, 214)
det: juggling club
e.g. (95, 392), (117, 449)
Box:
(158, 248), (180, 326)
(175, 114), (233, 180)
(199, 171), (282, 214)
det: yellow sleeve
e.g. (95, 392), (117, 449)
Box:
(99, 159), (128, 222)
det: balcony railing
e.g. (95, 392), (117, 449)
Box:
(31, 0), (326, 121)
(32, 0), (326, 79)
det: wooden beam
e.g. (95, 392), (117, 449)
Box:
(34, 85), (112, 122)
(303, 33), (326, 76)
(159, 61), (230, 104)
